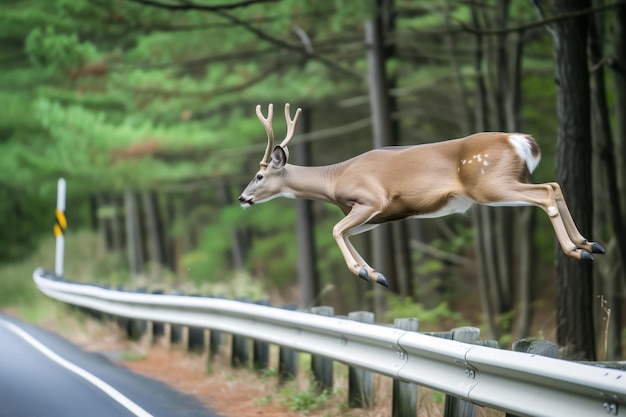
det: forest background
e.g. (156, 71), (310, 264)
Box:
(1, 0), (625, 362)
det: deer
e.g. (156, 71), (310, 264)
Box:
(239, 103), (605, 288)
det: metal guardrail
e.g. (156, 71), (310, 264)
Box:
(34, 268), (626, 417)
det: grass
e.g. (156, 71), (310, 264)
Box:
(0, 230), (130, 345)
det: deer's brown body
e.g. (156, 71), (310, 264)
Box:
(240, 104), (604, 287)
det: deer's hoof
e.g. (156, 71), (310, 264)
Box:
(591, 242), (605, 254)
(376, 274), (390, 288)
(580, 250), (594, 261)
(358, 268), (370, 281)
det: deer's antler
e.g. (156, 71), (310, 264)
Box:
(256, 104), (274, 168)
(279, 103), (302, 148)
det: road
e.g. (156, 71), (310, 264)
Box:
(0, 313), (221, 417)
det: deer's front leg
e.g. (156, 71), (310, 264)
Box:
(332, 205), (390, 288)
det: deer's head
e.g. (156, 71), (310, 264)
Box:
(239, 103), (302, 208)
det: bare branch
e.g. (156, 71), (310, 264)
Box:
(126, 0), (279, 12)
(212, 9), (363, 79)
(410, 239), (474, 266)
(461, 0), (626, 36)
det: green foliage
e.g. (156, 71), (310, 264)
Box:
(0, 187), (52, 263)
(25, 26), (97, 70)
(384, 294), (466, 331)
(279, 383), (333, 414)
(0, 0), (600, 311)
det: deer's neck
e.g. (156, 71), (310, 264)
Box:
(282, 164), (340, 204)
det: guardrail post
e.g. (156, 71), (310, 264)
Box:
(511, 338), (558, 357)
(126, 287), (147, 341)
(188, 294), (206, 354)
(444, 326), (480, 417)
(231, 297), (250, 368)
(253, 300), (270, 371)
(506, 339), (558, 417)
(207, 296), (224, 359)
(151, 289), (165, 343)
(348, 311), (375, 408)
(279, 304), (298, 382)
(115, 285), (129, 332)
(310, 306), (334, 392)
(168, 290), (184, 345)
(393, 317), (419, 417)
(476, 340), (499, 348)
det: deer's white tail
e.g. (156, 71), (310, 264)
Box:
(508, 134), (541, 174)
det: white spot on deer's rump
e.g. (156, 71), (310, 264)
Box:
(483, 161), (489, 166)
(509, 134), (541, 173)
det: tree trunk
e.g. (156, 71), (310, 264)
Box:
(506, 27), (536, 340)
(294, 107), (320, 308)
(124, 190), (144, 280)
(470, 6), (499, 340)
(88, 195), (99, 232)
(161, 194), (178, 273)
(589, 0), (624, 359)
(613, 3), (626, 222)
(552, 0), (596, 361)
(142, 191), (164, 278)
(365, 0), (397, 314)
(217, 181), (246, 271)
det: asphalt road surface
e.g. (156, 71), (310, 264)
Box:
(0, 313), (221, 417)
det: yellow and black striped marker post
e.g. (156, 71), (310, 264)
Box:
(55, 178), (67, 277)
(54, 208), (67, 237)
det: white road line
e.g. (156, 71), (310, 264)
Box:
(0, 318), (154, 417)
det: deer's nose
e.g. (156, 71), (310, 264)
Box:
(238, 195), (245, 203)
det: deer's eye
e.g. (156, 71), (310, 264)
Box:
(256, 174), (264, 181)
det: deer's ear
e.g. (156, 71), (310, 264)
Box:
(271, 146), (287, 169)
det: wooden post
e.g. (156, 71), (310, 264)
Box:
(169, 290), (183, 345)
(444, 327), (480, 417)
(512, 338), (559, 357)
(127, 287), (147, 341)
(506, 339), (558, 417)
(279, 304), (298, 382)
(151, 289), (165, 343)
(209, 295), (224, 362)
(188, 294), (206, 353)
(115, 285), (128, 331)
(310, 306), (334, 392)
(253, 300), (270, 371)
(348, 311), (375, 408)
(231, 298), (250, 368)
(393, 318), (419, 417)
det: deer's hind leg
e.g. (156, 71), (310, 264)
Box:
(547, 182), (605, 254)
(481, 182), (598, 261)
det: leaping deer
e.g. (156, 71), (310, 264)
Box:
(239, 103), (604, 287)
